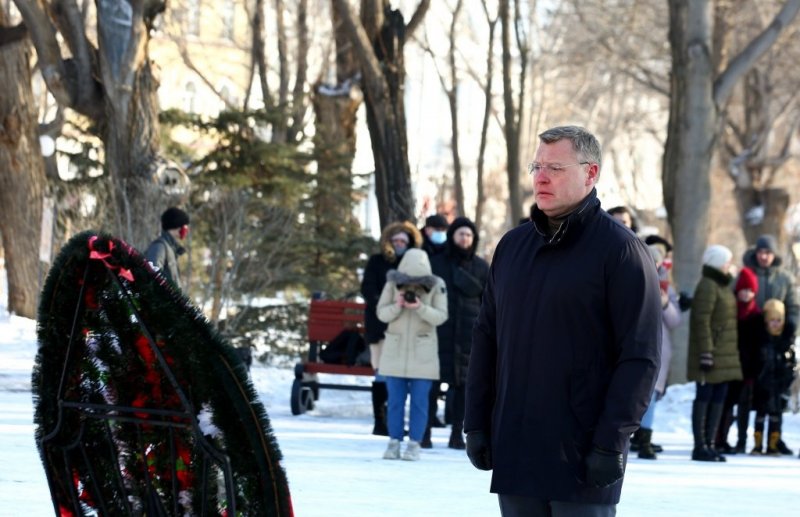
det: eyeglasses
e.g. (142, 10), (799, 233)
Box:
(527, 161), (590, 176)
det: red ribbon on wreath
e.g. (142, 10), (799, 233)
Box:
(87, 236), (134, 282)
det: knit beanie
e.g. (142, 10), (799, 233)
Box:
(755, 234), (777, 253)
(735, 267), (759, 319)
(702, 244), (732, 270)
(425, 214), (448, 229)
(161, 207), (190, 231)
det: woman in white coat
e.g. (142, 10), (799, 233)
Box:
(377, 249), (448, 461)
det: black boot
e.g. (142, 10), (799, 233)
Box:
(735, 386), (752, 453)
(691, 400), (716, 461)
(706, 402), (727, 461)
(715, 404), (736, 454)
(638, 428), (657, 460)
(420, 425), (433, 449)
(371, 381), (388, 436)
(448, 423), (466, 450)
(630, 428), (641, 452)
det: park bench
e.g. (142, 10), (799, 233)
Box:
(290, 299), (375, 415)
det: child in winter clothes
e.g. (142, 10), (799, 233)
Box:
(751, 299), (797, 455)
(377, 249), (448, 461)
(716, 267), (762, 453)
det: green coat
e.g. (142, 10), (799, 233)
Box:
(687, 266), (742, 383)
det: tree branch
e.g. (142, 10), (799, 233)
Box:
(12, 0), (72, 106)
(405, 0), (430, 39)
(714, 0), (800, 106)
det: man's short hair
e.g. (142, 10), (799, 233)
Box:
(538, 126), (602, 168)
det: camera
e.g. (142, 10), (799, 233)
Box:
(403, 290), (418, 303)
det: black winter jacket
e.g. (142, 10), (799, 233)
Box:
(464, 190), (661, 504)
(431, 219), (489, 385)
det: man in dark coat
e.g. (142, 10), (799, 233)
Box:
(464, 126), (661, 515)
(420, 214), (449, 257)
(144, 207), (190, 290)
(430, 217), (489, 449)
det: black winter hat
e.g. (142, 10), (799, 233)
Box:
(161, 207), (190, 230)
(755, 234), (777, 253)
(425, 214), (448, 229)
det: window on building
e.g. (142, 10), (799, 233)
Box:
(221, 0), (235, 41)
(183, 82), (197, 113)
(186, 0), (201, 36)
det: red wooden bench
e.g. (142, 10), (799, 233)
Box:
(290, 299), (376, 415)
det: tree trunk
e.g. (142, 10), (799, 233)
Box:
(362, 6), (415, 226)
(0, 7), (47, 318)
(664, 0), (716, 383)
(735, 186), (790, 246)
(500, 0), (522, 226)
(447, 0), (464, 217)
(311, 0), (363, 258)
(332, 0), (426, 228)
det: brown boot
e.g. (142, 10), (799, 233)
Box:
(750, 430), (763, 455)
(766, 432), (782, 456)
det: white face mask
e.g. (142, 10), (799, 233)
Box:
(431, 231), (447, 245)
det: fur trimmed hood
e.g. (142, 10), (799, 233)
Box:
(379, 221), (422, 262)
(386, 249), (438, 292)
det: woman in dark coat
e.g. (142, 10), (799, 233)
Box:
(430, 217), (489, 449)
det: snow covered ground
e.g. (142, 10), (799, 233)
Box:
(2, 295), (800, 515)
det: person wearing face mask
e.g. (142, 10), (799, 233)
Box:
(144, 207), (190, 290)
(421, 214), (449, 258)
(360, 221), (422, 436)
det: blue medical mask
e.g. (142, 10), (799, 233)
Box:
(393, 244), (407, 257)
(431, 231), (447, 245)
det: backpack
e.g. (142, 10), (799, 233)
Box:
(319, 330), (366, 366)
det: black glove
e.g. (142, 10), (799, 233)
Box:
(466, 431), (492, 471)
(699, 352), (714, 372)
(678, 292), (693, 312)
(585, 445), (624, 488)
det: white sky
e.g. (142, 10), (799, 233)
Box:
(2, 277), (800, 515)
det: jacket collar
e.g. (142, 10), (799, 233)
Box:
(702, 265), (732, 286)
(531, 189), (600, 246)
(161, 231), (186, 256)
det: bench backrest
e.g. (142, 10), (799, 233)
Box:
(308, 300), (365, 342)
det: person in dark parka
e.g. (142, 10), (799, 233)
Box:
(464, 126), (661, 515)
(429, 217), (489, 450)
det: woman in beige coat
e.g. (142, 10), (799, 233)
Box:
(377, 248), (448, 461)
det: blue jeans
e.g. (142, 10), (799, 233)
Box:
(640, 391), (657, 429)
(385, 376), (432, 442)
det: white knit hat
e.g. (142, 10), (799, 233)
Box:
(702, 244), (732, 270)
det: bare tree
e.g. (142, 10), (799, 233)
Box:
(12, 0), (186, 249)
(499, 0), (529, 225)
(417, 0), (465, 216)
(331, 0), (430, 228)
(0, 5), (46, 318)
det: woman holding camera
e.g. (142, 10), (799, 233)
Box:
(377, 248), (448, 461)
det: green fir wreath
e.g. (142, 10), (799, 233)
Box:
(33, 231), (293, 516)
